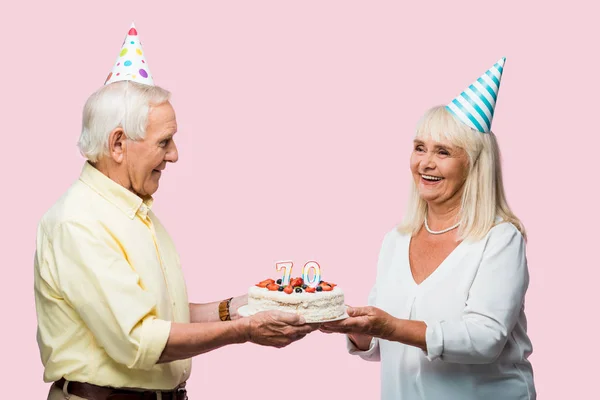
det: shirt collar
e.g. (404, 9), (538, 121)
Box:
(79, 161), (153, 219)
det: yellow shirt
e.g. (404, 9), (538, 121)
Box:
(34, 162), (192, 390)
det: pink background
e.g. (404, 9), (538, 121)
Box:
(1, 0), (598, 398)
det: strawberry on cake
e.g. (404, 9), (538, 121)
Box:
(247, 277), (346, 322)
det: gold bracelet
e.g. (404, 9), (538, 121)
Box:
(218, 297), (233, 321)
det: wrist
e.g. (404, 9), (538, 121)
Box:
(379, 317), (399, 341)
(348, 333), (372, 349)
(348, 333), (360, 347)
(229, 295), (247, 320)
(233, 317), (252, 344)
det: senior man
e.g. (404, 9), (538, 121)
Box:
(34, 25), (315, 400)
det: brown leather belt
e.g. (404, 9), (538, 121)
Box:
(54, 378), (188, 400)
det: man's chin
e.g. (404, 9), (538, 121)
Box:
(132, 182), (159, 198)
(146, 183), (159, 196)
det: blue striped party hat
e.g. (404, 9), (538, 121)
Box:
(446, 58), (506, 133)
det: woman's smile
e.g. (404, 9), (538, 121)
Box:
(420, 174), (444, 186)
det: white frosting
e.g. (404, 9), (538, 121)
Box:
(247, 286), (345, 322)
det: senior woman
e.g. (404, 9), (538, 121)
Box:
(322, 59), (536, 399)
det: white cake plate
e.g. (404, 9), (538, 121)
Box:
(237, 305), (349, 323)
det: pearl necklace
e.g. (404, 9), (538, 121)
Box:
(424, 214), (460, 235)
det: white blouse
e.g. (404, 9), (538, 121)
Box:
(347, 222), (536, 399)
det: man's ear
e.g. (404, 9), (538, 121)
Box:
(108, 128), (126, 163)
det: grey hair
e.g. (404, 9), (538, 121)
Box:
(77, 81), (171, 162)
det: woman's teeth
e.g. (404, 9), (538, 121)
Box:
(422, 175), (442, 181)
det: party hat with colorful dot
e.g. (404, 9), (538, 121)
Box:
(104, 23), (154, 86)
(446, 57), (506, 133)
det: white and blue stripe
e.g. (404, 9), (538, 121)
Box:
(446, 57), (505, 133)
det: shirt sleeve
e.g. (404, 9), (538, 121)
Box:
(424, 223), (529, 364)
(346, 229), (398, 362)
(49, 219), (172, 371)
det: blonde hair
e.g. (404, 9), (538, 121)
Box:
(77, 81), (171, 162)
(398, 105), (526, 241)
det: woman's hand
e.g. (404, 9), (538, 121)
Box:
(320, 306), (396, 339)
(321, 306), (427, 351)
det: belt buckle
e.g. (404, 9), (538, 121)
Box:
(176, 387), (188, 400)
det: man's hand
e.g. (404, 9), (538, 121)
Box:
(159, 311), (318, 363)
(229, 294), (247, 320)
(247, 311), (319, 348)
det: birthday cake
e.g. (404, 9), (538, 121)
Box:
(248, 277), (346, 322)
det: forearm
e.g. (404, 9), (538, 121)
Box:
(158, 319), (249, 363)
(381, 316), (510, 362)
(381, 318), (427, 352)
(189, 295), (247, 323)
(189, 302), (220, 323)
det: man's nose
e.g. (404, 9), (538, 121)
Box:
(166, 140), (179, 163)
